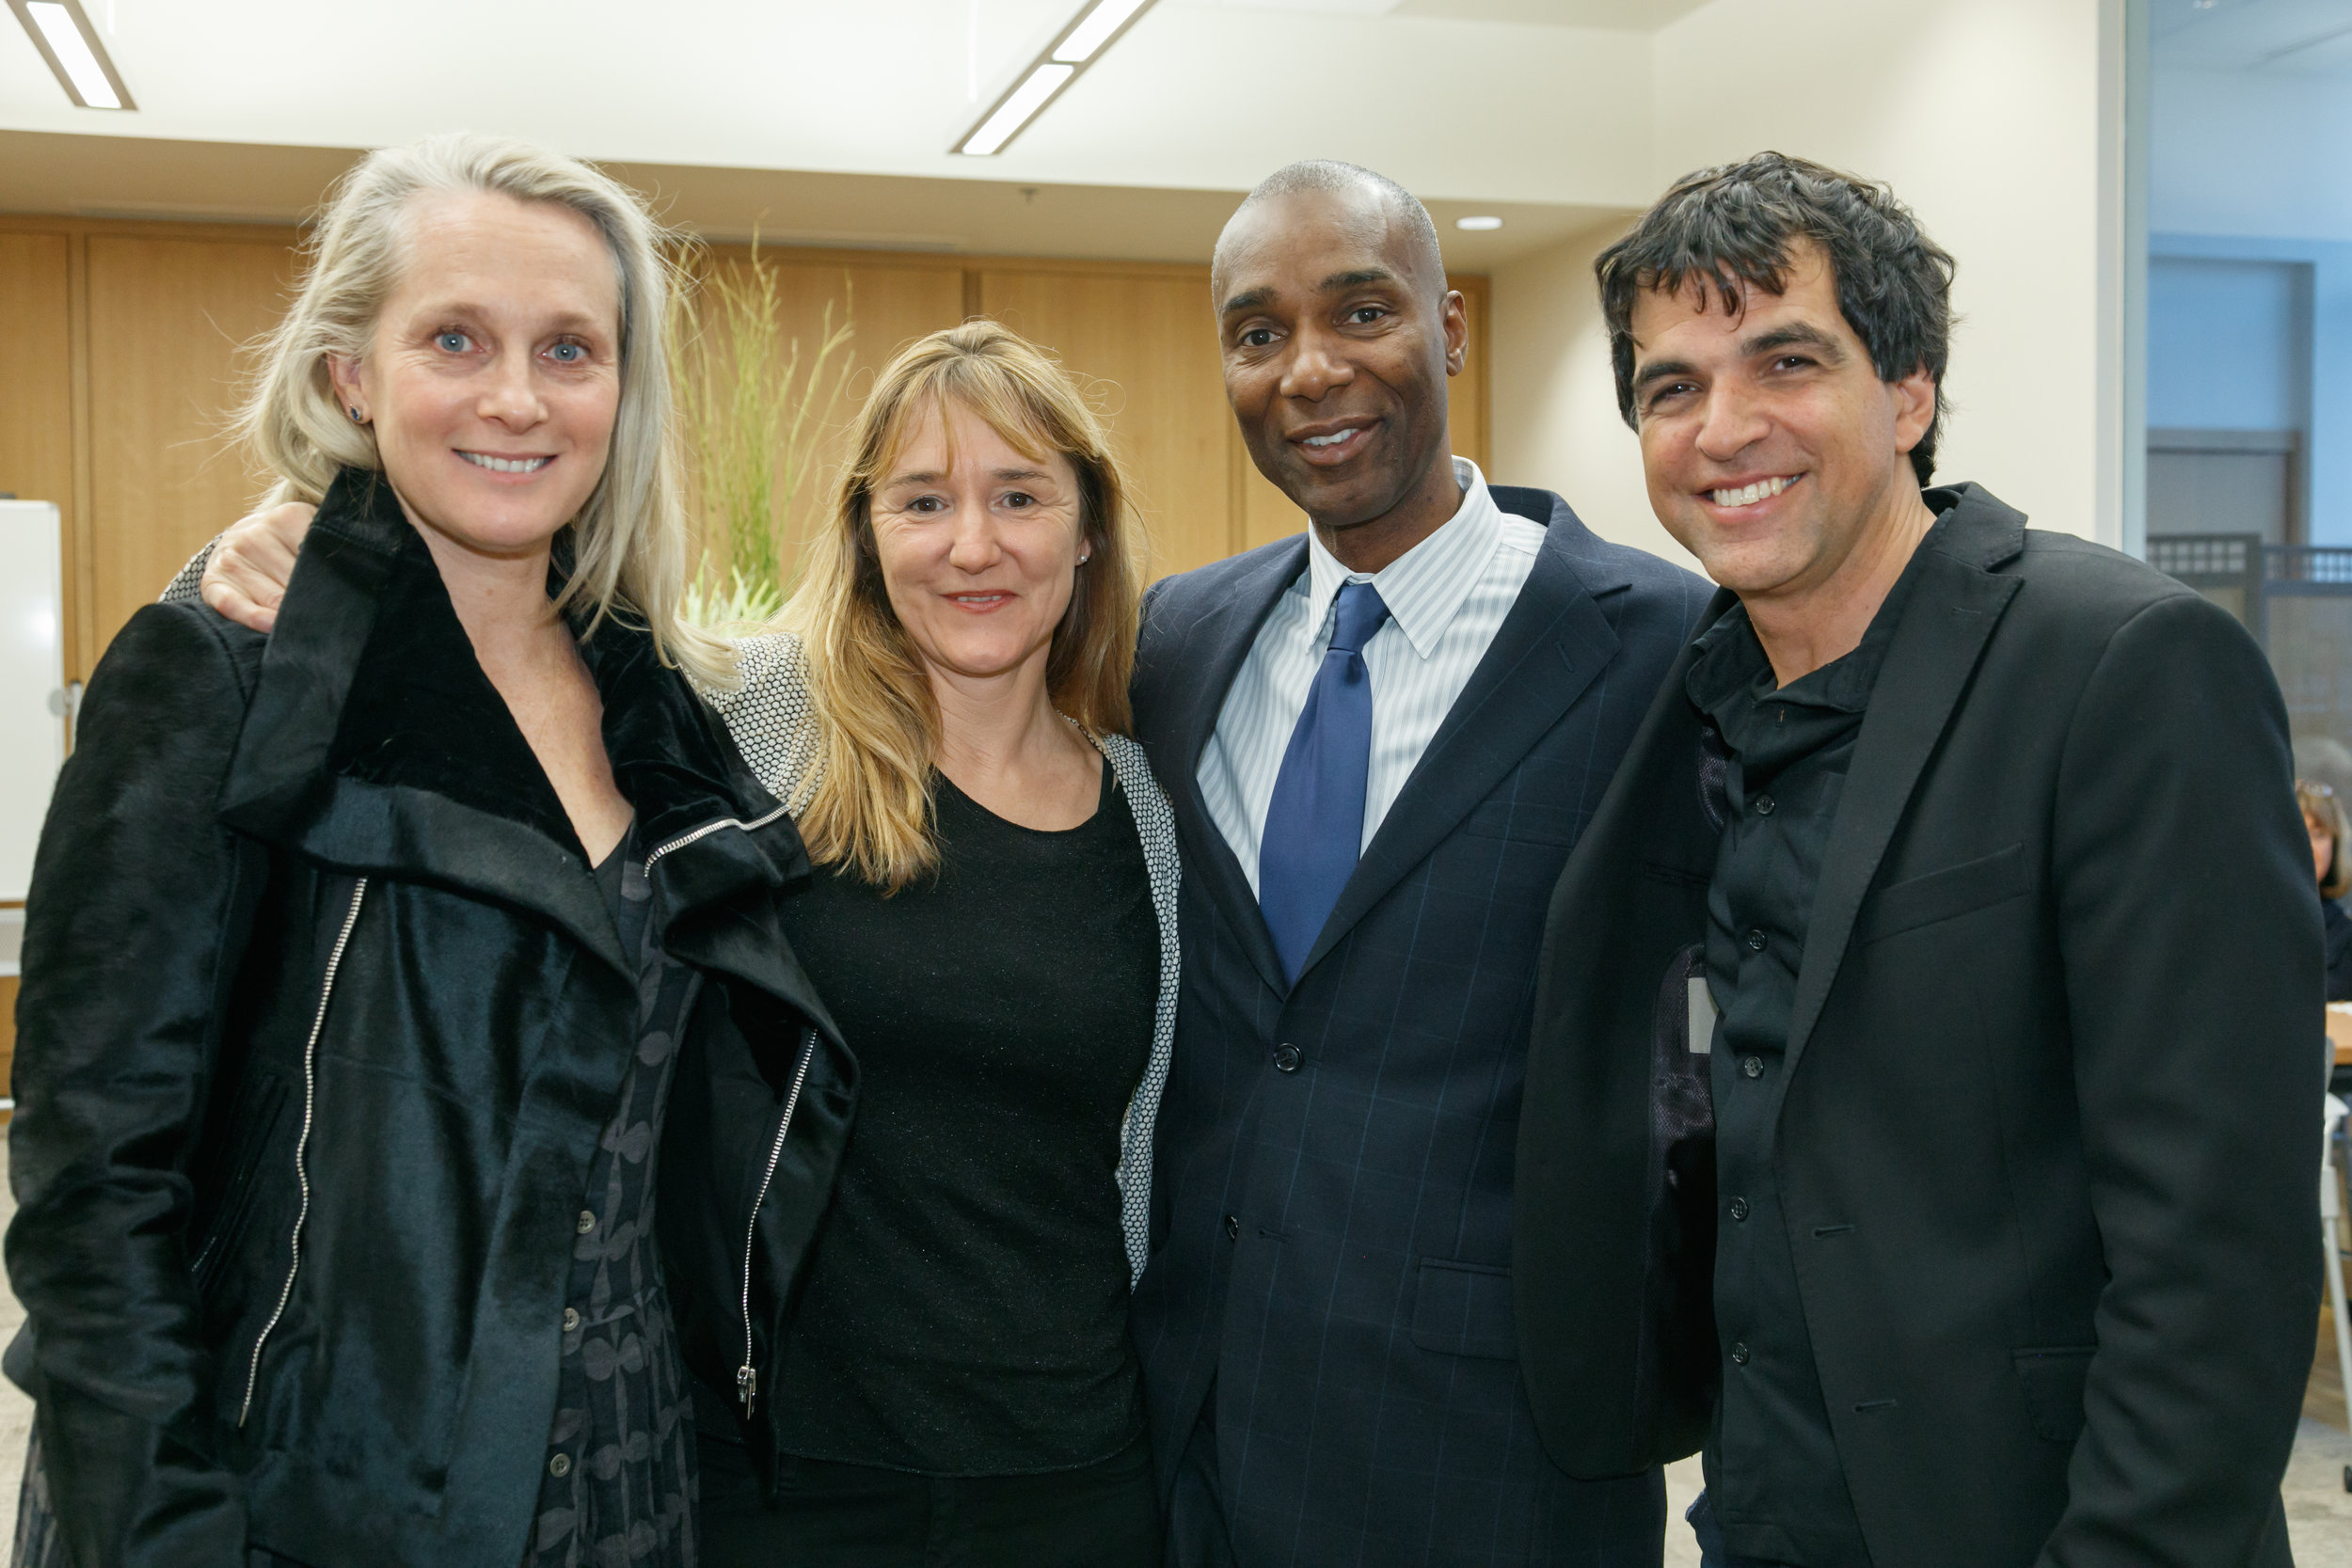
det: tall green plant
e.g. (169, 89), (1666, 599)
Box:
(672, 237), (855, 626)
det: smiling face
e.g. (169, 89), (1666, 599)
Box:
(330, 190), (621, 566)
(1629, 241), (1937, 605)
(1214, 186), (1467, 543)
(869, 398), (1088, 690)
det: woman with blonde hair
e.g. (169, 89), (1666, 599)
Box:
(10, 134), (850, 1567)
(660, 319), (1177, 1565)
(197, 318), (1180, 1564)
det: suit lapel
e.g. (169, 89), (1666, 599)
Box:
(1775, 546), (2022, 1089)
(1295, 526), (1627, 978)
(1163, 539), (1307, 997)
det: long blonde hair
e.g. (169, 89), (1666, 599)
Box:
(235, 132), (731, 687)
(787, 321), (1146, 889)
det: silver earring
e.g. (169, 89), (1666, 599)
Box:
(348, 405), (364, 422)
(1078, 553), (1091, 564)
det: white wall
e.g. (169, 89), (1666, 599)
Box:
(1486, 219), (1695, 571)
(1489, 0), (2123, 559)
(2152, 68), (2352, 245)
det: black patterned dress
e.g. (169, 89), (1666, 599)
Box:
(520, 836), (702, 1568)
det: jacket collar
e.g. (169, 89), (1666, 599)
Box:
(217, 467), (807, 978)
(1772, 482), (2026, 1094)
(1160, 486), (1631, 997)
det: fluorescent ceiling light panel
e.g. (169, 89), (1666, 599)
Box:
(1455, 215), (1503, 230)
(960, 62), (1075, 155)
(954, 0), (1158, 155)
(1055, 0), (1153, 61)
(8, 0), (133, 109)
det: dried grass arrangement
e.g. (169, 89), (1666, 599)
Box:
(671, 237), (855, 628)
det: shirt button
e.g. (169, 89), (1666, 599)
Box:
(1731, 1341), (1752, 1366)
(576, 1210), (596, 1235)
(1272, 1043), (1302, 1072)
(1224, 1214), (1240, 1241)
(563, 1307), (580, 1333)
(1741, 1055), (1764, 1079)
(548, 1453), (572, 1478)
(1754, 795), (1776, 816)
(1744, 928), (1767, 952)
(1728, 1196), (1751, 1222)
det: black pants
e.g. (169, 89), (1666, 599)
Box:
(700, 1430), (1163, 1568)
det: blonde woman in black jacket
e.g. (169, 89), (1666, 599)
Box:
(6, 136), (850, 1568)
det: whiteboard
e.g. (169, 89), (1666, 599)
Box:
(0, 499), (66, 905)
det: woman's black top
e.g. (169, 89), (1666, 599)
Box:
(522, 829), (701, 1567)
(2324, 892), (2352, 1002)
(769, 763), (1157, 1475)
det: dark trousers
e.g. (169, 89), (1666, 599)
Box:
(1687, 1490), (1796, 1568)
(699, 1429), (1162, 1568)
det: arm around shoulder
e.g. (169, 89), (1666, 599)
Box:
(8, 602), (262, 1562)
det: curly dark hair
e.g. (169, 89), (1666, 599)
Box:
(1597, 151), (1958, 485)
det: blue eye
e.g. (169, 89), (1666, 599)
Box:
(548, 341), (584, 363)
(436, 330), (470, 353)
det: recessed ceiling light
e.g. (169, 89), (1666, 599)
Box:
(955, 0), (1159, 155)
(1456, 215), (1503, 231)
(1055, 0), (1153, 62)
(961, 63), (1076, 157)
(8, 0), (133, 110)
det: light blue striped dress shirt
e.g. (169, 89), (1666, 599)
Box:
(1197, 458), (1545, 895)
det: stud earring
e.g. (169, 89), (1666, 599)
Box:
(348, 405), (365, 422)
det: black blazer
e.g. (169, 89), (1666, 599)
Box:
(1128, 487), (1710, 1564)
(1515, 485), (2322, 1568)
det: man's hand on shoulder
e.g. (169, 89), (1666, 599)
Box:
(200, 501), (314, 632)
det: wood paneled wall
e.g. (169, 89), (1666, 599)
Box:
(0, 214), (1489, 683)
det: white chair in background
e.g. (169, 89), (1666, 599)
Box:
(2324, 1095), (2352, 1492)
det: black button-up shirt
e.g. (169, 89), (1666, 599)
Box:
(1685, 516), (1944, 1568)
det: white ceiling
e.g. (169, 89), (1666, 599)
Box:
(2153, 0), (2352, 74)
(0, 0), (1688, 244)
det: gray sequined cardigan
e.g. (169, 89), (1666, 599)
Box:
(705, 632), (1179, 1288)
(164, 549), (1179, 1288)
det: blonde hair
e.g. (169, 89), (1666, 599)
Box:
(235, 132), (730, 687)
(2302, 780), (2350, 899)
(785, 320), (1147, 889)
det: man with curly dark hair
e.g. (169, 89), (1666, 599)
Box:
(1515, 152), (2320, 1568)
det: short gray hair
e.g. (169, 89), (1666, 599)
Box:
(236, 132), (729, 685)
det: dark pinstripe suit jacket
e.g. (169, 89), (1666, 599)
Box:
(1127, 486), (1712, 1566)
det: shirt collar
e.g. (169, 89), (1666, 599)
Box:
(1301, 457), (1505, 660)
(1684, 506), (1958, 720)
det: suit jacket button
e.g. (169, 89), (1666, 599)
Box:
(1224, 1214), (1240, 1240)
(1730, 1341), (1752, 1366)
(1728, 1196), (1750, 1222)
(1744, 928), (1767, 952)
(1741, 1055), (1764, 1079)
(1273, 1043), (1303, 1072)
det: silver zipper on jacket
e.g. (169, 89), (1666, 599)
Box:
(239, 878), (368, 1429)
(737, 1025), (817, 1419)
(643, 802), (792, 875)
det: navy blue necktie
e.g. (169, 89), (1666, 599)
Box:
(1260, 580), (1391, 984)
